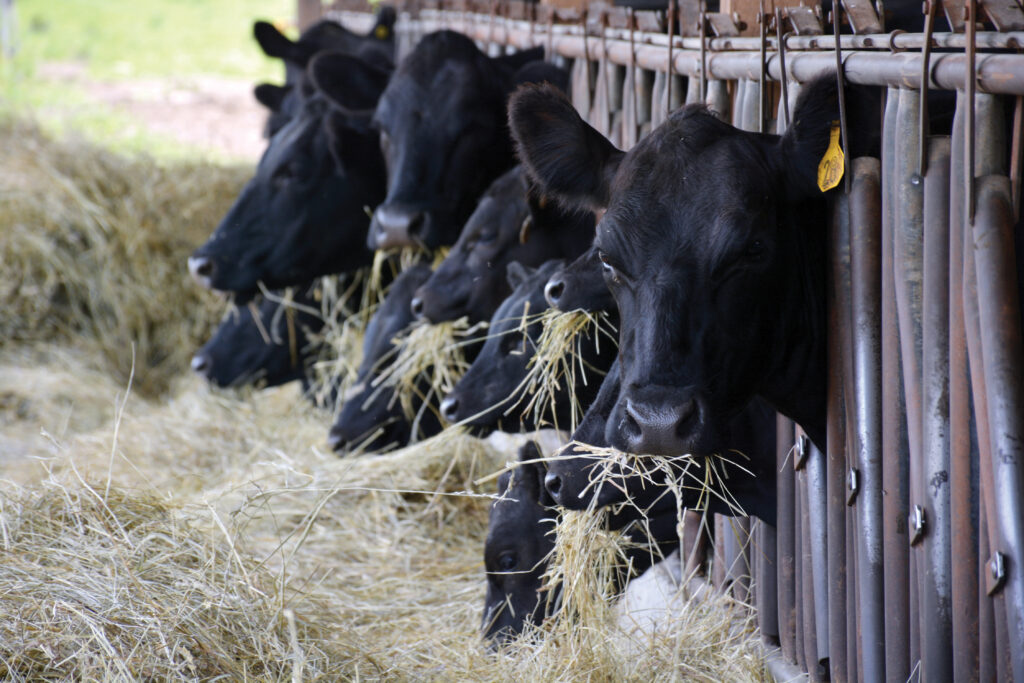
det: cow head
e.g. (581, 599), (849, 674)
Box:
(327, 264), (443, 453)
(411, 166), (593, 324)
(344, 31), (556, 250)
(192, 286), (323, 389)
(189, 53), (390, 299)
(544, 244), (616, 314)
(482, 442), (558, 644)
(510, 77), (846, 456)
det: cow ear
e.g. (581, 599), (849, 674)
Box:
(512, 61), (569, 94)
(509, 83), (624, 211)
(254, 21), (300, 61)
(779, 74), (842, 200)
(506, 261), (534, 290)
(309, 51), (390, 115)
(254, 83), (289, 111)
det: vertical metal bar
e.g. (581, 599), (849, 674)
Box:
(918, 0), (937, 177)
(731, 517), (752, 606)
(706, 79), (730, 121)
(774, 9), (790, 131)
(667, 0), (676, 117)
(778, 415), (798, 664)
(881, 86), (912, 683)
(794, 477), (808, 672)
(742, 79), (761, 134)
(827, 191), (851, 683)
(758, 0), (766, 134)
(799, 462), (818, 677)
(713, 513), (727, 590)
(966, 0), (976, 222)
(973, 175), (1024, 683)
(979, 507), (997, 683)
(846, 488), (860, 683)
(948, 87), (981, 683)
(733, 79), (747, 128)
(848, 156), (886, 682)
(920, 135), (954, 682)
(806, 442), (830, 672)
(756, 519), (780, 645)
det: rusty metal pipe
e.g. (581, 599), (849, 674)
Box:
(777, 415), (797, 663)
(948, 87), (981, 683)
(881, 86), (912, 683)
(920, 135), (954, 682)
(848, 155), (886, 682)
(973, 175), (1024, 683)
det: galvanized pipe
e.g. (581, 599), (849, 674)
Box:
(706, 79), (730, 121)
(973, 175), (1024, 683)
(947, 86), (981, 683)
(794, 475), (807, 671)
(806, 442), (830, 672)
(848, 155), (886, 682)
(881, 86), (912, 683)
(920, 135), (954, 682)
(777, 415), (798, 664)
(798, 464), (818, 675)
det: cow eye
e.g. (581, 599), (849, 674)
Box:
(272, 165), (298, 189)
(597, 250), (621, 283)
(497, 551), (517, 571)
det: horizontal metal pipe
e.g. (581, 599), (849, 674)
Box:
(425, 16), (1024, 94)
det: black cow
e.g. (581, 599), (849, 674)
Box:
(510, 75), (874, 457)
(411, 166), (594, 324)
(544, 243), (616, 314)
(327, 263), (444, 453)
(192, 285), (324, 391)
(253, 9), (396, 137)
(189, 52), (390, 300)
(321, 30), (562, 250)
(482, 441), (680, 644)
(442, 260), (616, 434)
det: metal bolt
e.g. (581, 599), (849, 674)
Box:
(987, 552), (1007, 596)
(910, 505), (926, 546)
(794, 433), (809, 470)
(846, 468), (859, 506)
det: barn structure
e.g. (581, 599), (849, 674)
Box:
(306, 0), (1021, 680)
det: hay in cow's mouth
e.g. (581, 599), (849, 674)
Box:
(514, 308), (617, 432)
(370, 316), (483, 430)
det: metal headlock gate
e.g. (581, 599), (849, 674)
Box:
(318, 0), (1024, 679)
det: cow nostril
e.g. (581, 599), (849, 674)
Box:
(440, 396), (459, 422)
(188, 256), (215, 283)
(406, 212), (425, 237)
(544, 279), (565, 307)
(410, 297), (425, 318)
(544, 471), (562, 500)
(327, 426), (346, 453)
(190, 354), (210, 375)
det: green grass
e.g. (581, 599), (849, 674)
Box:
(0, 0), (296, 159)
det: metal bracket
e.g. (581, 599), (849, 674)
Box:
(846, 468), (860, 506)
(979, 0), (1024, 30)
(842, 0), (883, 33)
(705, 12), (745, 37)
(794, 433), (809, 471)
(635, 9), (665, 32)
(785, 5), (825, 35)
(987, 552), (1007, 595)
(910, 505), (926, 546)
(677, 0), (703, 36)
(941, 0), (968, 30)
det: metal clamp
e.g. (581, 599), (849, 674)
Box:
(910, 505), (926, 546)
(846, 468), (860, 506)
(794, 433), (809, 470)
(986, 552), (1007, 595)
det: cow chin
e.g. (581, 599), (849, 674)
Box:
(606, 385), (722, 457)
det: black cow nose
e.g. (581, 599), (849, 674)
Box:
(188, 255), (215, 286)
(190, 353), (211, 376)
(327, 425), (347, 453)
(623, 397), (697, 455)
(410, 297), (425, 318)
(544, 278), (565, 307)
(440, 396), (459, 422)
(544, 471), (562, 500)
(370, 205), (425, 249)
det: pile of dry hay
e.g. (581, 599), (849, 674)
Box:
(0, 120), (768, 681)
(0, 117), (246, 397)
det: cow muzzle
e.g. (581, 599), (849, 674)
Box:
(368, 204), (425, 250)
(613, 386), (713, 456)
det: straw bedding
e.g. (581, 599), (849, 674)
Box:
(0, 121), (767, 681)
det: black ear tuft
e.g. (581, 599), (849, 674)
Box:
(254, 83), (289, 111)
(509, 83), (623, 211)
(506, 261), (534, 290)
(309, 51), (391, 114)
(254, 21), (299, 61)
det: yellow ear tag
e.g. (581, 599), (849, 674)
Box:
(375, 25), (390, 40)
(817, 122), (844, 192)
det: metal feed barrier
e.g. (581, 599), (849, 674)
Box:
(318, 0), (1024, 679)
